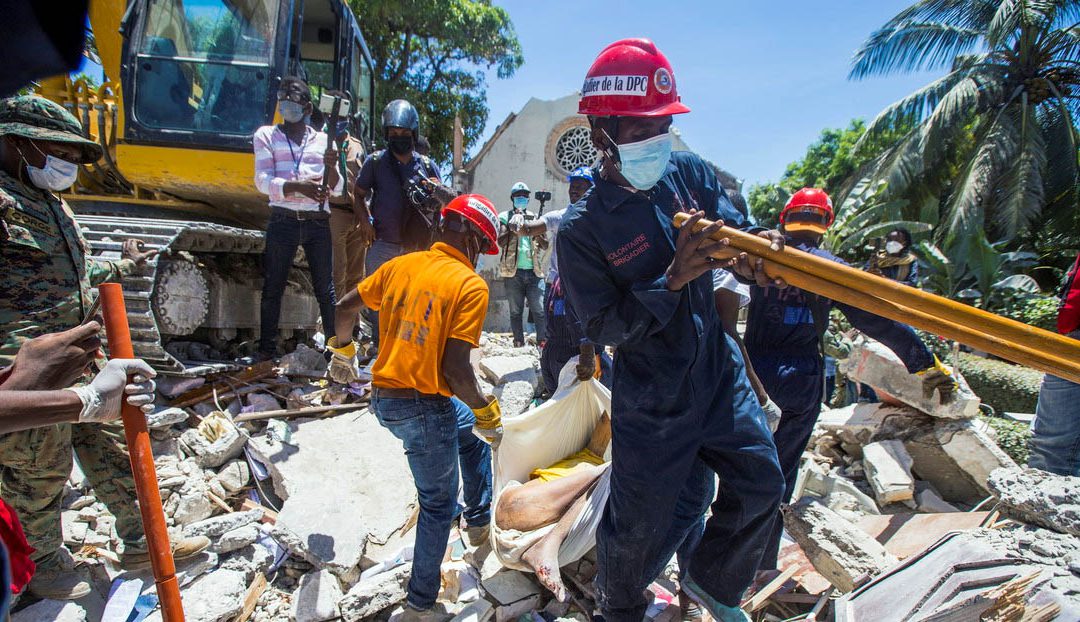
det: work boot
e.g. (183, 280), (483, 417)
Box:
(681, 575), (751, 622)
(463, 525), (489, 548)
(119, 535), (211, 570)
(398, 604), (452, 622)
(27, 565), (92, 600)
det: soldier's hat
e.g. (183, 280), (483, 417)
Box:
(0, 95), (102, 164)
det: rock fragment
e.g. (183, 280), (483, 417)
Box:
(339, 564), (411, 622)
(862, 440), (916, 506)
(291, 569), (344, 622)
(988, 467), (1080, 536)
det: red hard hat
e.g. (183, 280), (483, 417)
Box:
(578, 38), (690, 117)
(442, 194), (501, 255)
(780, 188), (835, 233)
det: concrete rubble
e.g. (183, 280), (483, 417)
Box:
(16, 332), (1080, 622)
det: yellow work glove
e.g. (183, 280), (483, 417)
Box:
(472, 395), (503, 446)
(917, 354), (957, 403)
(327, 336), (360, 384)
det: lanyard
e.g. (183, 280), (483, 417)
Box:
(283, 127), (309, 175)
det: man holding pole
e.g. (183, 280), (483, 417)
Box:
(743, 187), (955, 574)
(557, 38), (786, 622)
(0, 95), (209, 600)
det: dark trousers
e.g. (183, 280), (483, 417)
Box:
(751, 352), (825, 570)
(504, 269), (545, 344)
(259, 212), (336, 354)
(597, 338), (784, 621)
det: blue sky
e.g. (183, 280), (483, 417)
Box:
(475, 0), (946, 189)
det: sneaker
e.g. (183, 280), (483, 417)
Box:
(119, 535), (211, 570)
(27, 566), (92, 600)
(463, 525), (489, 547)
(681, 575), (751, 622)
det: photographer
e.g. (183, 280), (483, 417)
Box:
(498, 182), (547, 347)
(354, 99), (441, 350)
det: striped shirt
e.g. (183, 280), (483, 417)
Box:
(253, 124), (344, 212)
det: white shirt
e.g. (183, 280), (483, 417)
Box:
(253, 125), (344, 212)
(539, 208), (567, 284)
(713, 268), (751, 308)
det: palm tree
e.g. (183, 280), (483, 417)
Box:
(851, 0), (1080, 245)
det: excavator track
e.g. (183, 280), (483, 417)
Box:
(76, 214), (320, 375)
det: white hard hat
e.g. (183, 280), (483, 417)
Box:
(510, 182), (530, 195)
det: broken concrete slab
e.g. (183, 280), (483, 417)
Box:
(493, 380), (535, 419)
(339, 564), (411, 622)
(862, 440), (916, 507)
(915, 485), (960, 513)
(451, 599), (494, 622)
(144, 568), (247, 622)
(479, 356), (539, 389)
(988, 467), (1080, 537)
(292, 569), (343, 622)
(183, 509), (263, 539)
(280, 344), (329, 376)
(179, 417), (247, 469)
(218, 543), (274, 578)
(494, 594), (542, 622)
(212, 524), (260, 554)
(783, 498), (898, 592)
(12, 599), (87, 622)
(795, 459), (879, 518)
(842, 338), (979, 419)
(246, 411), (416, 580)
(481, 569), (541, 605)
(215, 459), (250, 493)
(146, 407), (189, 430)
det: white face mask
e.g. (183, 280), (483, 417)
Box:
(615, 131), (673, 191)
(24, 149), (79, 191)
(885, 241), (904, 254)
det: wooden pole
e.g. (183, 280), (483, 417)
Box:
(98, 283), (185, 621)
(672, 214), (1080, 383)
(673, 213), (1080, 362)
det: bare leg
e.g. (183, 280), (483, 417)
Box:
(496, 465), (603, 531)
(521, 482), (595, 602)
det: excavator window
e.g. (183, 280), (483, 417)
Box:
(134, 0), (278, 135)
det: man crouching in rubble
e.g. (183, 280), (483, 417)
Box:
(329, 194), (502, 622)
(0, 95), (209, 600)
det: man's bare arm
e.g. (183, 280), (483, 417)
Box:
(0, 391), (82, 434)
(334, 286), (367, 345)
(442, 338), (488, 409)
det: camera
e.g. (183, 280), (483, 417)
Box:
(535, 191), (552, 202)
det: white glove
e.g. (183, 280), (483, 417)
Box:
(761, 396), (782, 433)
(66, 359), (157, 423)
(508, 213), (526, 233)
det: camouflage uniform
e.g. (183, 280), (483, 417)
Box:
(0, 96), (144, 569)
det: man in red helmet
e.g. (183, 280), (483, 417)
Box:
(557, 38), (787, 622)
(328, 194), (502, 622)
(744, 187), (954, 575)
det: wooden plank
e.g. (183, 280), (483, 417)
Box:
(742, 565), (798, 612)
(240, 499), (279, 525)
(856, 512), (990, 559)
(232, 402), (365, 423)
(170, 361), (277, 408)
(234, 572), (268, 622)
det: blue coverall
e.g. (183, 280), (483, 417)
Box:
(558, 151), (785, 621)
(746, 237), (934, 570)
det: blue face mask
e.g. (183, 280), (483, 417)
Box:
(617, 131), (673, 190)
(513, 196), (529, 210)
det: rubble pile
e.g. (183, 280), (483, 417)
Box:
(754, 339), (1080, 620)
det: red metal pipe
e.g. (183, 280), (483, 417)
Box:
(98, 283), (185, 621)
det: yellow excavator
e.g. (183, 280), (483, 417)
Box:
(35, 0), (376, 373)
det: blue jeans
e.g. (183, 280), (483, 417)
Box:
(364, 240), (404, 348)
(259, 212), (336, 353)
(1030, 374), (1080, 476)
(373, 394), (492, 610)
(504, 269), (545, 344)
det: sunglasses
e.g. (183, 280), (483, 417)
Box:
(277, 90), (309, 104)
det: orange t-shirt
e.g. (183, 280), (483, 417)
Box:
(358, 242), (489, 396)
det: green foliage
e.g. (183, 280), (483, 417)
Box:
(747, 183), (789, 228)
(851, 0), (1080, 245)
(996, 293), (1060, 331)
(978, 415), (1032, 465)
(916, 233), (1043, 308)
(957, 352), (1043, 415)
(349, 0), (523, 165)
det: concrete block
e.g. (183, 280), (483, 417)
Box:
(183, 509), (263, 539)
(935, 419), (1017, 496)
(292, 569), (344, 622)
(915, 486), (960, 513)
(215, 459), (251, 493)
(12, 600), (86, 622)
(493, 380), (535, 418)
(842, 338), (980, 419)
(179, 418), (247, 468)
(247, 411), (416, 580)
(339, 564), (411, 622)
(783, 498), (898, 592)
(988, 467), (1080, 536)
(212, 524), (260, 554)
(146, 407), (189, 429)
(451, 600), (494, 622)
(481, 569), (541, 605)
(280, 344), (329, 376)
(862, 440), (916, 506)
(479, 355), (539, 389)
(144, 568), (247, 622)
(495, 594), (542, 622)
